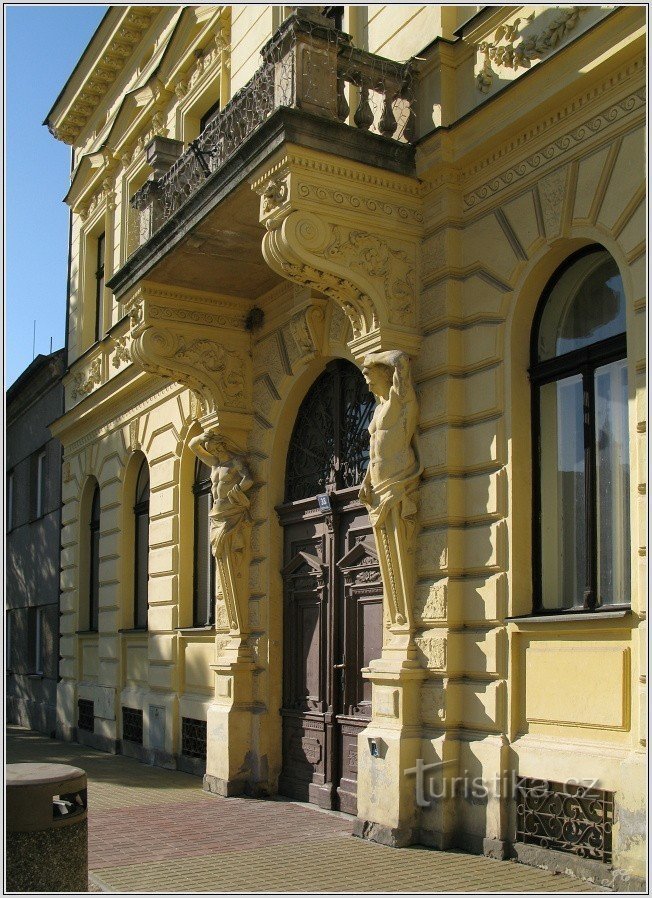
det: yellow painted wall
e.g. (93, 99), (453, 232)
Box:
(51, 5), (646, 884)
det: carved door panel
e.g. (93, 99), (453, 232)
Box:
(334, 503), (383, 815)
(278, 359), (376, 813)
(278, 510), (333, 807)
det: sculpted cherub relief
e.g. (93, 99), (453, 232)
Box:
(189, 431), (253, 634)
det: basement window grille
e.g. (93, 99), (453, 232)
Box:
(516, 777), (614, 864)
(181, 717), (207, 760)
(77, 699), (94, 732)
(122, 707), (143, 745)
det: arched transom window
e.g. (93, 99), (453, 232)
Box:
(285, 359), (374, 502)
(531, 246), (630, 612)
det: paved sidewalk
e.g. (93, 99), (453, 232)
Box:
(7, 726), (597, 893)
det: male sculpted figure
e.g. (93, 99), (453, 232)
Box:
(359, 350), (421, 519)
(358, 351), (422, 629)
(189, 431), (253, 632)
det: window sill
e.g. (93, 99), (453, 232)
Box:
(76, 629), (99, 636)
(27, 672), (44, 680)
(118, 627), (148, 634)
(175, 626), (215, 634)
(507, 608), (631, 625)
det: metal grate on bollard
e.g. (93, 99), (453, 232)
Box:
(6, 763), (88, 892)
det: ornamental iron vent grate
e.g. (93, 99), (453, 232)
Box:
(77, 699), (94, 732)
(181, 717), (207, 760)
(516, 777), (614, 864)
(122, 707), (144, 745)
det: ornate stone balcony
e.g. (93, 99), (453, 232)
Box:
(131, 9), (418, 250)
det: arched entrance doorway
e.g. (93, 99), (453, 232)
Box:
(277, 359), (383, 813)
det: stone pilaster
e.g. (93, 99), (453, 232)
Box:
(123, 280), (263, 795)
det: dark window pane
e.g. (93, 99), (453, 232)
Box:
(537, 251), (625, 361)
(136, 460), (150, 503)
(95, 233), (105, 342)
(193, 458), (214, 627)
(134, 509), (149, 629)
(285, 361), (373, 501)
(89, 486), (100, 631)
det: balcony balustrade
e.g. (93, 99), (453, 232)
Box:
(131, 9), (418, 249)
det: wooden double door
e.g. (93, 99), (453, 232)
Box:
(278, 488), (382, 813)
(277, 359), (381, 814)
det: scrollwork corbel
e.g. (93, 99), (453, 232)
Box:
(255, 167), (421, 358)
(123, 286), (252, 434)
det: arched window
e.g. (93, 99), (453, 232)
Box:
(134, 461), (150, 629)
(89, 485), (101, 631)
(285, 359), (374, 501)
(193, 458), (215, 627)
(531, 246), (630, 612)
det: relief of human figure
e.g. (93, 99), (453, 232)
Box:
(358, 350), (422, 629)
(189, 430), (253, 634)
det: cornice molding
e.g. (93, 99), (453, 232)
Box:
(463, 83), (645, 211)
(63, 379), (180, 455)
(251, 151), (422, 202)
(48, 7), (160, 146)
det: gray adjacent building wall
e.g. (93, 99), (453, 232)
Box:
(6, 350), (65, 735)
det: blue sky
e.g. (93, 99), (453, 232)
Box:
(5, 4), (107, 387)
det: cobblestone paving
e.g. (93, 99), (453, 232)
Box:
(7, 727), (597, 893)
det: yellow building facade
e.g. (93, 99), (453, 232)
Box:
(46, 5), (646, 887)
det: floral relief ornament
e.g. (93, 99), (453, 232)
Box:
(72, 357), (102, 399)
(477, 7), (590, 92)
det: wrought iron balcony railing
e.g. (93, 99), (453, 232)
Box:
(131, 10), (418, 248)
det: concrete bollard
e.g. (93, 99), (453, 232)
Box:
(6, 763), (88, 892)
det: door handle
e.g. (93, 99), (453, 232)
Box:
(333, 663), (345, 669)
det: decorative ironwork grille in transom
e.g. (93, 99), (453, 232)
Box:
(77, 699), (94, 733)
(122, 707), (144, 745)
(516, 777), (614, 864)
(181, 717), (207, 760)
(285, 360), (374, 501)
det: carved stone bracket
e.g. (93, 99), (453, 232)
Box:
(122, 280), (253, 438)
(253, 153), (423, 360)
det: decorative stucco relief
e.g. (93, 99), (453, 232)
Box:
(415, 635), (447, 670)
(477, 7), (590, 92)
(255, 156), (422, 357)
(422, 681), (446, 724)
(124, 287), (251, 423)
(464, 86), (645, 210)
(416, 582), (447, 622)
(297, 182), (423, 226)
(71, 357), (103, 400)
(111, 335), (132, 368)
(325, 228), (416, 327)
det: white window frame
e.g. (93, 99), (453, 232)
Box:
(36, 451), (46, 519)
